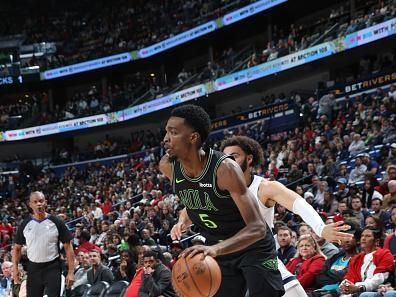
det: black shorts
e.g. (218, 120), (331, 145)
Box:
(27, 258), (62, 297)
(214, 240), (285, 297)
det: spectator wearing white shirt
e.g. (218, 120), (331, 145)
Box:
(314, 181), (328, 207)
(388, 84), (396, 99)
(349, 156), (368, 184)
(348, 134), (366, 156)
(91, 201), (103, 220)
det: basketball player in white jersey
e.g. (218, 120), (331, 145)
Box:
(218, 136), (352, 297)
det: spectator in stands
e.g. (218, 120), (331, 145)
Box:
(286, 234), (326, 292)
(169, 241), (184, 268)
(113, 250), (136, 282)
(351, 196), (370, 227)
(96, 221), (110, 247)
(0, 261), (12, 290)
(247, 53), (259, 68)
(369, 196), (391, 230)
(123, 263), (145, 297)
(361, 153), (380, 177)
(314, 181), (328, 207)
(318, 93), (335, 121)
(362, 177), (382, 209)
(348, 134), (366, 157)
(87, 249), (114, 285)
(139, 250), (177, 297)
(200, 61), (219, 81)
(75, 230), (101, 255)
(140, 229), (155, 246)
(274, 204), (293, 224)
(384, 180), (396, 209)
(312, 230), (340, 260)
(277, 226), (296, 265)
(348, 156), (367, 184)
(158, 219), (171, 246)
(339, 227), (394, 296)
(313, 222), (360, 297)
(323, 191), (338, 216)
(335, 177), (350, 201)
(383, 206), (396, 258)
(72, 251), (91, 289)
(298, 223), (313, 236)
(91, 201), (103, 220)
(177, 69), (189, 84)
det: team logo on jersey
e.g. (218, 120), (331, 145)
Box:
(199, 183), (212, 188)
(261, 259), (278, 270)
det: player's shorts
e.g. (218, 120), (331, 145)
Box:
(277, 258), (299, 290)
(214, 239), (285, 297)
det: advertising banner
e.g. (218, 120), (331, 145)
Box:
(211, 101), (292, 130)
(42, 52), (132, 80)
(3, 114), (108, 141)
(337, 18), (396, 51)
(138, 21), (217, 58)
(214, 42), (334, 91)
(325, 70), (396, 98)
(122, 84), (207, 121)
(223, 0), (287, 26)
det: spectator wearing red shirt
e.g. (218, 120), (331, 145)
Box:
(124, 267), (144, 297)
(75, 230), (101, 255)
(101, 197), (112, 215)
(286, 234), (325, 291)
(339, 227), (394, 295)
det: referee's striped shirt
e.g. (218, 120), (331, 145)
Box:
(15, 215), (72, 263)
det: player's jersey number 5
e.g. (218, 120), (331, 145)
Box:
(199, 214), (218, 228)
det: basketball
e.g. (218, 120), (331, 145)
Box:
(172, 254), (222, 297)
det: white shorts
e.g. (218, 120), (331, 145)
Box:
(277, 258), (300, 290)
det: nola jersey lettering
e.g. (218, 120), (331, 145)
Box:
(172, 149), (246, 240)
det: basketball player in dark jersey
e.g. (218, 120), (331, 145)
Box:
(159, 104), (284, 297)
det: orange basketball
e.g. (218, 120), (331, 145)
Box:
(172, 254), (222, 297)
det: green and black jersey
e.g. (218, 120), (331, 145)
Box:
(172, 148), (251, 242)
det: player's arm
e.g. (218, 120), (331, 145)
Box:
(214, 159), (266, 255)
(258, 180), (352, 242)
(12, 244), (22, 284)
(159, 154), (172, 180)
(190, 158), (266, 257)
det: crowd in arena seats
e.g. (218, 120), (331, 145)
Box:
(0, 1), (395, 132)
(0, 75), (395, 295)
(51, 130), (163, 165)
(1, 0), (253, 70)
(0, 2), (396, 295)
(246, 0), (396, 68)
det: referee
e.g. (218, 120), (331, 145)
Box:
(12, 191), (75, 297)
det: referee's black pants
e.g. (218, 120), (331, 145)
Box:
(27, 258), (62, 297)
